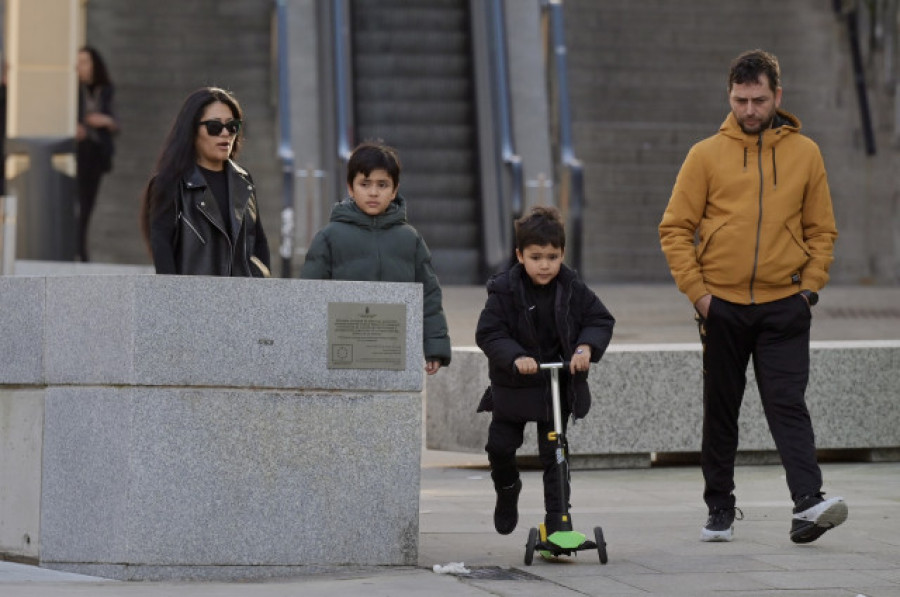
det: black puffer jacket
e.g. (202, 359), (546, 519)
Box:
(476, 263), (614, 422)
(149, 161), (270, 277)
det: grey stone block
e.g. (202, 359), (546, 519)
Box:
(40, 386), (422, 567)
(38, 276), (424, 391)
(14, 259), (154, 276)
(0, 389), (44, 559)
(44, 276), (137, 385)
(426, 342), (900, 460)
(0, 276), (44, 384)
(131, 277), (424, 391)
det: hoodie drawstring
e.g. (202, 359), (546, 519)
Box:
(743, 147), (748, 171)
(771, 146), (777, 189)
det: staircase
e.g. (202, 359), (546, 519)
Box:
(561, 0), (842, 283)
(350, 0), (482, 285)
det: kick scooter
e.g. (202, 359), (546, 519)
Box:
(524, 362), (607, 565)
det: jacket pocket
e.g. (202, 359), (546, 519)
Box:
(695, 218), (727, 261)
(784, 221), (810, 258)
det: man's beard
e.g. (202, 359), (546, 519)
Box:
(737, 113), (775, 135)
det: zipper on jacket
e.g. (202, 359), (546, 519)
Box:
(179, 213), (207, 245)
(749, 134), (765, 304)
(373, 218), (383, 279)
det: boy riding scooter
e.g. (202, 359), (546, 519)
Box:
(476, 206), (615, 552)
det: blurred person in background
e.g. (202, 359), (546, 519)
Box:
(76, 46), (118, 262)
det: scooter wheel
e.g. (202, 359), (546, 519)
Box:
(594, 526), (608, 564)
(524, 527), (538, 566)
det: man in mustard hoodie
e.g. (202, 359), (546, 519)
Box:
(659, 49), (847, 544)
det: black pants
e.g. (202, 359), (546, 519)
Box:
(76, 145), (107, 262)
(698, 294), (822, 510)
(486, 417), (571, 515)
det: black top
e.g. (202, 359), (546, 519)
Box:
(198, 165), (231, 238)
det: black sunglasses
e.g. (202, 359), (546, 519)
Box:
(198, 119), (242, 136)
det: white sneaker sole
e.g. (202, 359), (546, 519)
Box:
(794, 497), (848, 528)
(701, 527), (733, 542)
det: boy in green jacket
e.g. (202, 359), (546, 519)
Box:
(300, 142), (451, 373)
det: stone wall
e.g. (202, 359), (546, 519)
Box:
(426, 343), (900, 467)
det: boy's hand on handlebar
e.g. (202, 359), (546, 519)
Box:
(514, 356), (538, 375)
(570, 345), (591, 374)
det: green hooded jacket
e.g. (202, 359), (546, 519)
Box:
(300, 196), (451, 365)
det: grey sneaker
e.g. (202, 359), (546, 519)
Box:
(790, 494), (847, 544)
(701, 507), (743, 542)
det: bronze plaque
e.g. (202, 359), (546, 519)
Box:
(327, 302), (407, 370)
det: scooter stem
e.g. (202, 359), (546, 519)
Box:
(539, 362), (565, 439)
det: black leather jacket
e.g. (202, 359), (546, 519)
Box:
(149, 161), (270, 277)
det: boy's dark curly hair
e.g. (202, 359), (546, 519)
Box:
(515, 206), (565, 252)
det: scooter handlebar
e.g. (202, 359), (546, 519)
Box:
(539, 362), (568, 370)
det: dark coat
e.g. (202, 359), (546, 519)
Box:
(149, 161), (270, 277)
(300, 195), (451, 365)
(77, 83), (115, 173)
(475, 263), (615, 422)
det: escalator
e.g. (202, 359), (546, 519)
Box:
(348, 0), (482, 285)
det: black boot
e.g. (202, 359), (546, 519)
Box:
(544, 511), (573, 536)
(493, 479), (522, 535)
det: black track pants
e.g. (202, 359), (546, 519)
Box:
(698, 295), (822, 510)
(486, 417), (571, 514)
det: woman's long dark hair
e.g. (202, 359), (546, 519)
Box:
(80, 46), (112, 87)
(139, 87), (244, 247)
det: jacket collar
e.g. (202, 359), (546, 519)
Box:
(497, 262), (577, 302)
(330, 194), (408, 228)
(719, 108), (801, 146)
(182, 161), (254, 238)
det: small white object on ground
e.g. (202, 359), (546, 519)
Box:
(432, 562), (471, 575)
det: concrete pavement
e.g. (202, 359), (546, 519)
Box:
(4, 460), (900, 596)
(2, 283), (899, 595)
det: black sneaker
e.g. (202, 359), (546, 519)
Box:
(790, 493), (847, 544)
(493, 479), (522, 535)
(701, 507), (743, 542)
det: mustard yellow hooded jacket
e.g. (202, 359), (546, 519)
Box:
(659, 109), (837, 306)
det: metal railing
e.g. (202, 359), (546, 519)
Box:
(471, 0), (525, 272)
(541, 0), (584, 272)
(833, 0), (877, 155)
(332, 0), (355, 173)
(487, 0), (524, 245)
(274, 0), (296, 277)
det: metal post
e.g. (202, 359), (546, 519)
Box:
(275, 0), (296, 277)
(1, 195), (17, 275)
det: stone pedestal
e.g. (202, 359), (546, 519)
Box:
(0, 275), (424, 580)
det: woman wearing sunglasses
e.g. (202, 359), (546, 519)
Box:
(140, 86), (270, 277)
